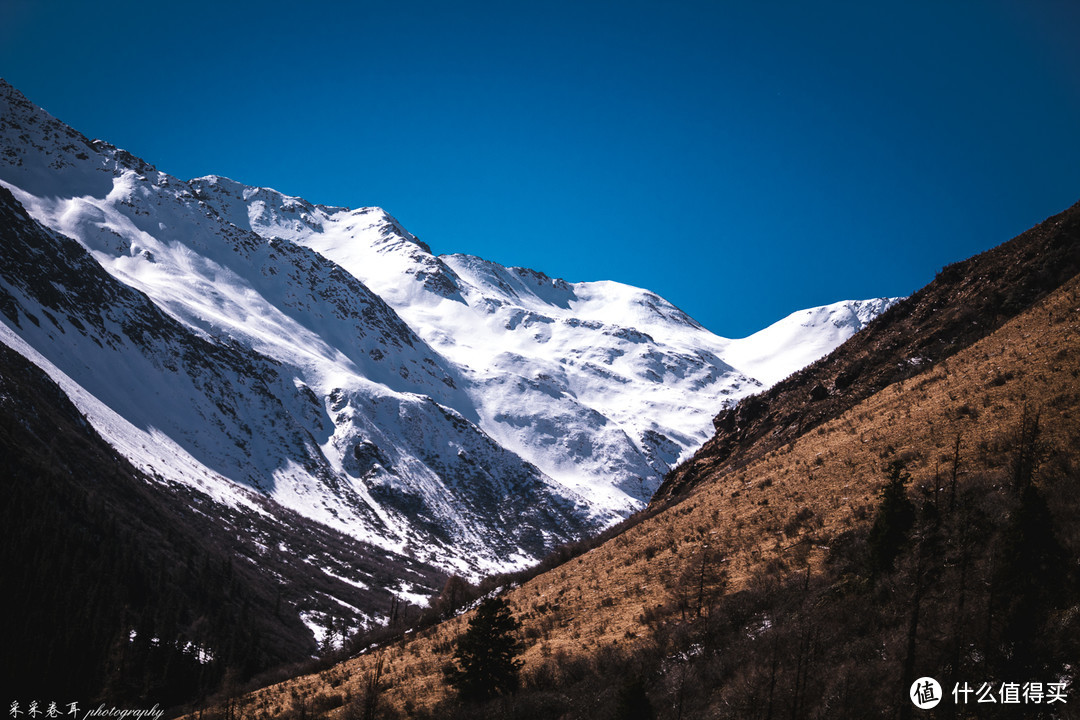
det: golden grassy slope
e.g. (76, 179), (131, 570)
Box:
(221, 273), (1080, 718)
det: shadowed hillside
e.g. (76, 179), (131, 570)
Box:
(0, 340), (445, 709)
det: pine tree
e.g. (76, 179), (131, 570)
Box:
(444, 596), (524, 703)
(867, 459), (916, 573)
(435, 574), (475, 619)
(997, 483), (1068, 678)
(613, 678), (656, 720)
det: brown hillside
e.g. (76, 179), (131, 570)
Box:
(200, 227), (1080, 719)
(654, 199), (1080, 504)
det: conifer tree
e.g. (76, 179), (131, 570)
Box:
(867, 459), (916, 573)
(436, 574), (475, 619)
(997, 483), (1068, 677)
(613, 678), (656, 720)
(444, 596), (524, 702)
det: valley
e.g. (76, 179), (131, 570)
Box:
(210, 203), (1080, 718)
(0, 79), (910, 711)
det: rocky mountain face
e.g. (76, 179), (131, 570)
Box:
(0, 78), (894, 609)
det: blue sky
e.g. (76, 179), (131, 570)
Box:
(3, 1), (1079, 337)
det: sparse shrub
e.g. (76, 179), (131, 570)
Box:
(783, 507), (815, 537)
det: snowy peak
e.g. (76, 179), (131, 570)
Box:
(565, 280), (705, 339)
(0, 88), (469, 403)
(0, 79), (109, 198)
(188, 174), (347, 240)
(442, 254), (576, 311)
(847, 297), (898, 326)
(722, 297), (903, 386)
(244, 201), (469, 305)
(437, 254), (702, 338)
(1, 84), (597, 577)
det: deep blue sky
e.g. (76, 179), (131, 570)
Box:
(3, 1), (1079, 337)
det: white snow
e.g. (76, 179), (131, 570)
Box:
(390, 582), (435, 609)
(722, 298), (901, 386)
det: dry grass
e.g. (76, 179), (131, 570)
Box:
(208, 274), (1080, 718)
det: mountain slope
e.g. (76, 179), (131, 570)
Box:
(655, 198), (1080, 504)
(0, 178), (594, 579)
(0, 336), (451, 705)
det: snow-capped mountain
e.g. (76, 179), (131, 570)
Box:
(721, 298), (899, 387)
(0, 78), (897, 581)
(186, 182), (899, 513)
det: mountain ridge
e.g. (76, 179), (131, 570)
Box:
(0, 78), (603, 579)
(0, 77), (896, 570)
